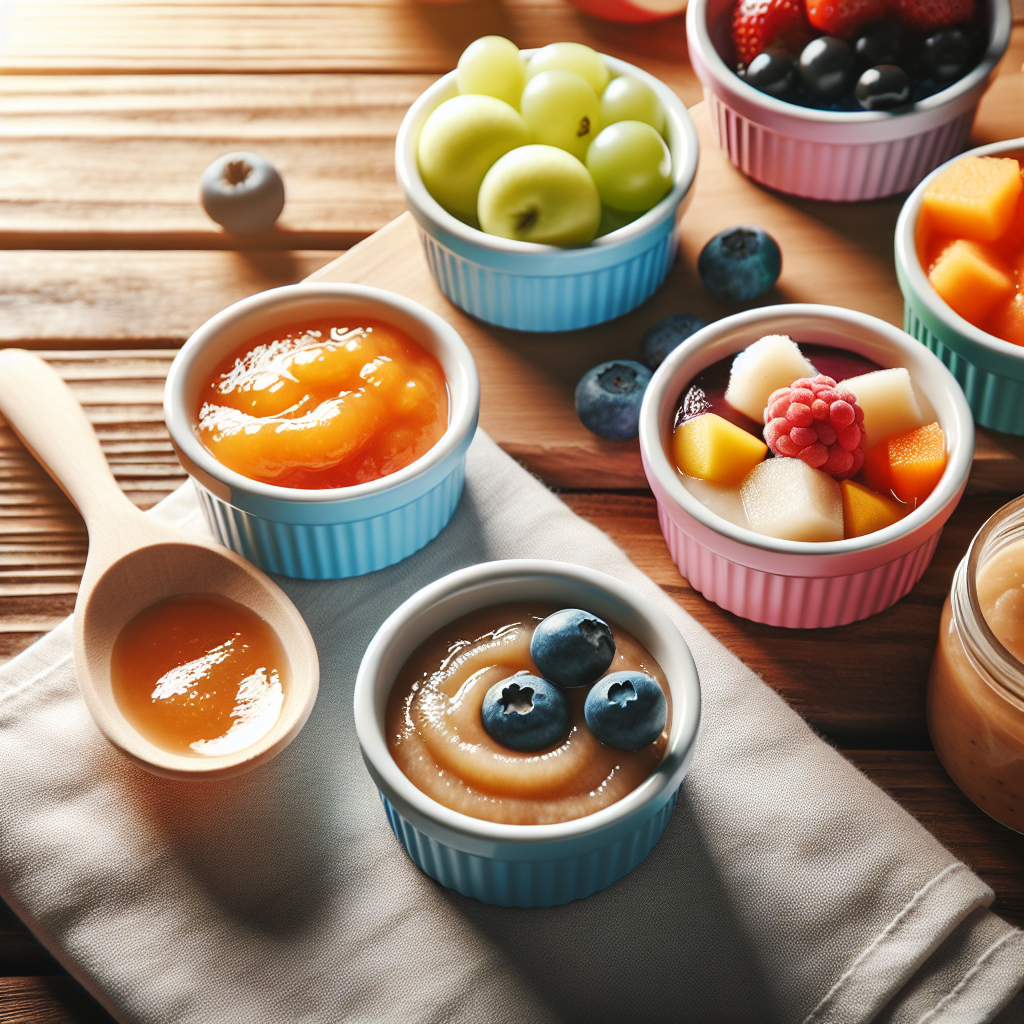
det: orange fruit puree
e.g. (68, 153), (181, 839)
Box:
(197, 318), (448, 489)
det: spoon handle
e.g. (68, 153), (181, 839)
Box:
(0, 349), (141, 533)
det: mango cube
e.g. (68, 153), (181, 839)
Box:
(928, 239), (1015, 324)
(840, 479), (907, 539)
(838, 367), (924, 447)
(672, 412), (767, 485)
(740, 458), (843, 543)
(888, 421), (946, 505)
(921, 156), (1023, 242)
(724, 335), (816, 422)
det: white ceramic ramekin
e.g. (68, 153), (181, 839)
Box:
(165, 283), (480, 579)
(639, 304), (975, 628)
(353, 559), (701, 907)
(686, 0), (1011, 202)
(895, 137), (1024, 436)
(395, 52), (699, 332)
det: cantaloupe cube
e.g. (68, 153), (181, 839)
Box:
(986, 292), (1024, 347)
(838, 367), (924, 447)
(840, 479), (907, 539)
(859, 442), (892, 495)
(928, 240), (1015, 325)
(921, 156), (1023, 242)
(740, 457), (843, 543)
(672, 412), (767, 485)
(724, 335), (816, 422)
(887, 421), (946, 505)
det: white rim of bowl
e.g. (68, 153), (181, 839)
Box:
(895, 136), (1024, 365)
(686, 0), (1011, 125)
(639, 303), (975, 557)
(395, 50), (700, 256)
(164, 283), (480, 504)
(353, 559), (702, 846)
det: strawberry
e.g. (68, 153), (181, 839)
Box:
(891, 0), (974, 32)
(732, 0), (815, 66)
(805, 0), (889, 39)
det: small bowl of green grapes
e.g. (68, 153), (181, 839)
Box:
(395, 37), (699, 333)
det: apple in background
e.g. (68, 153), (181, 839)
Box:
(417, 95), (531, 225)
(568, 0), (688, 23)
(478, 145), (601, 246)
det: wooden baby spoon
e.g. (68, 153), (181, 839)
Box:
(0, 349), (319, 779)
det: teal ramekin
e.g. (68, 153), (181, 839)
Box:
(895, 138), (1024, 436)
(353, 560), (702, 907)
(395, 53), (699, 333)
(164, 284), (480, 579)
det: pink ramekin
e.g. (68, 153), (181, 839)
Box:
(638, 305), (975, 628)
(685, 0), (1011, 202)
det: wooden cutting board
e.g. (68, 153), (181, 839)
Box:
(310, 99), (1023, 492)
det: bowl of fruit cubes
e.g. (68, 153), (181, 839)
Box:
(896, 139), (1024, 435)
(395, 38), (699, 332)
(638, 304), (974, 627)
(685, 0), (1010, 202)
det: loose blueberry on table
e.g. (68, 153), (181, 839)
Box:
(200, 152), (285, 234)
(697, 226), (782, 303)
(639, 313), (709, 370)
(575, 359), (652, 440)
(732, 0), (984, 112)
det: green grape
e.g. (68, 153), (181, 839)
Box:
(525, 41), (610, 97)
(585, 121), (673, 214)
(457, 35), (525, 109)
(519, 70), (601, 162)
(478, 145), (601, 246)
(596, 206), (642, 237)
(417, 95), (531, 225)
(600, 75), (666, 136)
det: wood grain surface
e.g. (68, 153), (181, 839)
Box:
(2, 2), (1023, 1022)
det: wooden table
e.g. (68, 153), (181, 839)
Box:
(2, 3), (1022, 1020)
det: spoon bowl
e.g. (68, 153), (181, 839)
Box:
(0, 349), (319, 780)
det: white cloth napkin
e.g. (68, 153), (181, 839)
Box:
(1, 431), (1022, 1024)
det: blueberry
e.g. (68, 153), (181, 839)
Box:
(923, 30), (974, 83)
(639, 313), (709, 370)
(697, 226), (781, 303)
(530, 608), (616, 688)
(744, 49), (797, 98)
(575, 360), (652, 440)
(200, 152), (285, 235)
(481, 675), (571, 752)
(584, 671), (667, 751)
(855, 65), (911, 110)
(854, 21), (904, 67)
(798, 37), (858, 100)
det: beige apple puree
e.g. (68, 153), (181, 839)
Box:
(386, 602), (671, 825)
(928, 537), (1024, 833)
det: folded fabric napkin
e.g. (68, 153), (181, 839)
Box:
(1, 431), (1021, 1024)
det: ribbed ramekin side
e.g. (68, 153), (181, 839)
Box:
(655, 501), (943, 628)
(378, 789), (679, 907)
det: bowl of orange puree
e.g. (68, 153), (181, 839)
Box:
(165, 284), (480, 579)
(354, 559), (701, 907)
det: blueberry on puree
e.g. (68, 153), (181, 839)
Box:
(530, 608), (616, 688)
(481, 675), (571, 752)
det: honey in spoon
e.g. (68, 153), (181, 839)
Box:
(111, 594), (288, 757)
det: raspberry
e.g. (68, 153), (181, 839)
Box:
(763, 374), (866, 478)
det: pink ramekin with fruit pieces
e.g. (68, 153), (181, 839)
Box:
(638, 304), (974, 628)
(685, 0), (1011, 202)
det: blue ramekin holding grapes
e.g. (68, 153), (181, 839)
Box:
(396, 42), (699, 333)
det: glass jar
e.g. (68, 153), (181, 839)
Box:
(927, 494), (1024, 833)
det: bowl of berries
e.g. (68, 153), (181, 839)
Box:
(638, 304), (974, 627)
(895, 138), (1024, 435)
(395, 37), (699, 332)
(685, 0), (1010, 202)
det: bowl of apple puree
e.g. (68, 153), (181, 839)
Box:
(387, 601), (671, 826)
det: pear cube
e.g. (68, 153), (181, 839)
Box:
(724, 335), (816, 423)
(679, 475), (749, 530)
(671, 412), (767, 485)
(838, 367), (924, 448)
(740, 457), (843, 542)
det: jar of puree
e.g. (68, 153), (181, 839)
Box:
(928, 494), (1024, 833)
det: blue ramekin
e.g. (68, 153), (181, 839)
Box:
(395, 52), (700, 333)
(164, 283), (480, 579)
(353, 560), (702, 907)
(895, 138), (1024, 436)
